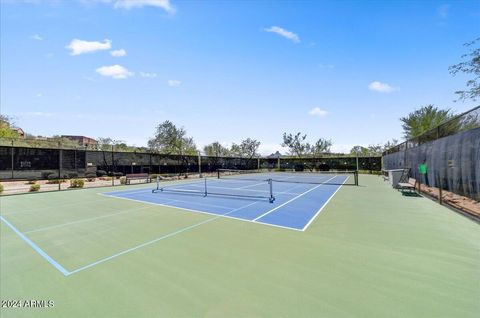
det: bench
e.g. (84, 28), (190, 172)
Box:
(125, 173), (152, 185)
(398, 178), (416, 193)
(380, 170), (389, 181)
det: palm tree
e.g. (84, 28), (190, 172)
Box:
(400, 105), (455, 139)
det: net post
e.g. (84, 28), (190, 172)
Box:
(204, 178), (207, 197)
(217, 169), (220, 179)
(268, 179), (275, 203)
(354, 170), (359, 186)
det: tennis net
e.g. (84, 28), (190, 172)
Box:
(217, 169), (358, 186)
(152, 177), (275, 203)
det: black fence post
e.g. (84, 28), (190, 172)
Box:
(111, 145), (114, 187)
(10, 139), (14, 179)
(58, 142), (62, 191)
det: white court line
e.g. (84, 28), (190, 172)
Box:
(23, 205), (164, 234)
(98, 193), (302, 232)
(135, 192), (236, 210)
(301, 176), (348, 231)
(0, 216), (70, 276)
(252, 176), (337, 222)
(67, 200), (262, 276)
(98, 193), (257, 225)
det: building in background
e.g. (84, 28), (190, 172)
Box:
(61, 135), (98, 148)
(11, 127), (25, 138)
(267, 151), (283, 159)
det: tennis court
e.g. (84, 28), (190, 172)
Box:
(104, 170), (357, 231)
(0, 170), (356, 277)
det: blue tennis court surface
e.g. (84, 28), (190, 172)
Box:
(103, 172), (352, 231)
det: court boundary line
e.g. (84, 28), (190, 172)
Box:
(66, 200), (261, 275)
(252, 176), (337, 222)
(301, 176), (348, 231)
(0, 215), (70, 276)
(23, 205), (160, 234)
(99, 193), (302, 232)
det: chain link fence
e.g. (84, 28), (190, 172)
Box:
(383, 106), (480, 216)
(0, 140), (380, 195)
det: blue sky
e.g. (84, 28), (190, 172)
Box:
(1, 0), (479, 154)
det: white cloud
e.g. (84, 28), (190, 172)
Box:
(140, 72), (157, 78)
(368, 81), (398, 93)
(65, 39), (112, 55)
(110, 49), (127, 57)
(318, 64), (335, 69)
(167, 79), (181, 87)
(437, 4), (449, 18)
(30, 34), (43, 41)
(308, 107), (328, 117)
(113, 0), (175, 13)
(264, 26), (300, 43)
(96, 65), (133, 79)
(20, 111), (54, 118)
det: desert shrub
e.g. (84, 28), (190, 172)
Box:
(96, 170), (107, 177)
(120, 177), (126, 185)
(0, 183), (3, 193)
(30, 184), (40, 192)
(47, 179), (66, 184)
(70, 179), (85, 188)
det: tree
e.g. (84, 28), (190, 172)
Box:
(0, 115), (19, 139)
(400, 105), (455, 139)
(281, 133), (309, 157)
(350, 139), (398, 156)
(282, 132), (332, 171)
(367, 144), (382, 156)
(203, 142), (230, 157)
(148, 120), (197, 155)
(449, 38), (480, 102)
(97, 137), (114, 151)
(282, 132), (332, 157)
(230, 138), (261, 159)
(148, 121), (198, 176)
(350, 146), (370, 156)
(382, 139), (398, 152)
(309, 138), (332, 156)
